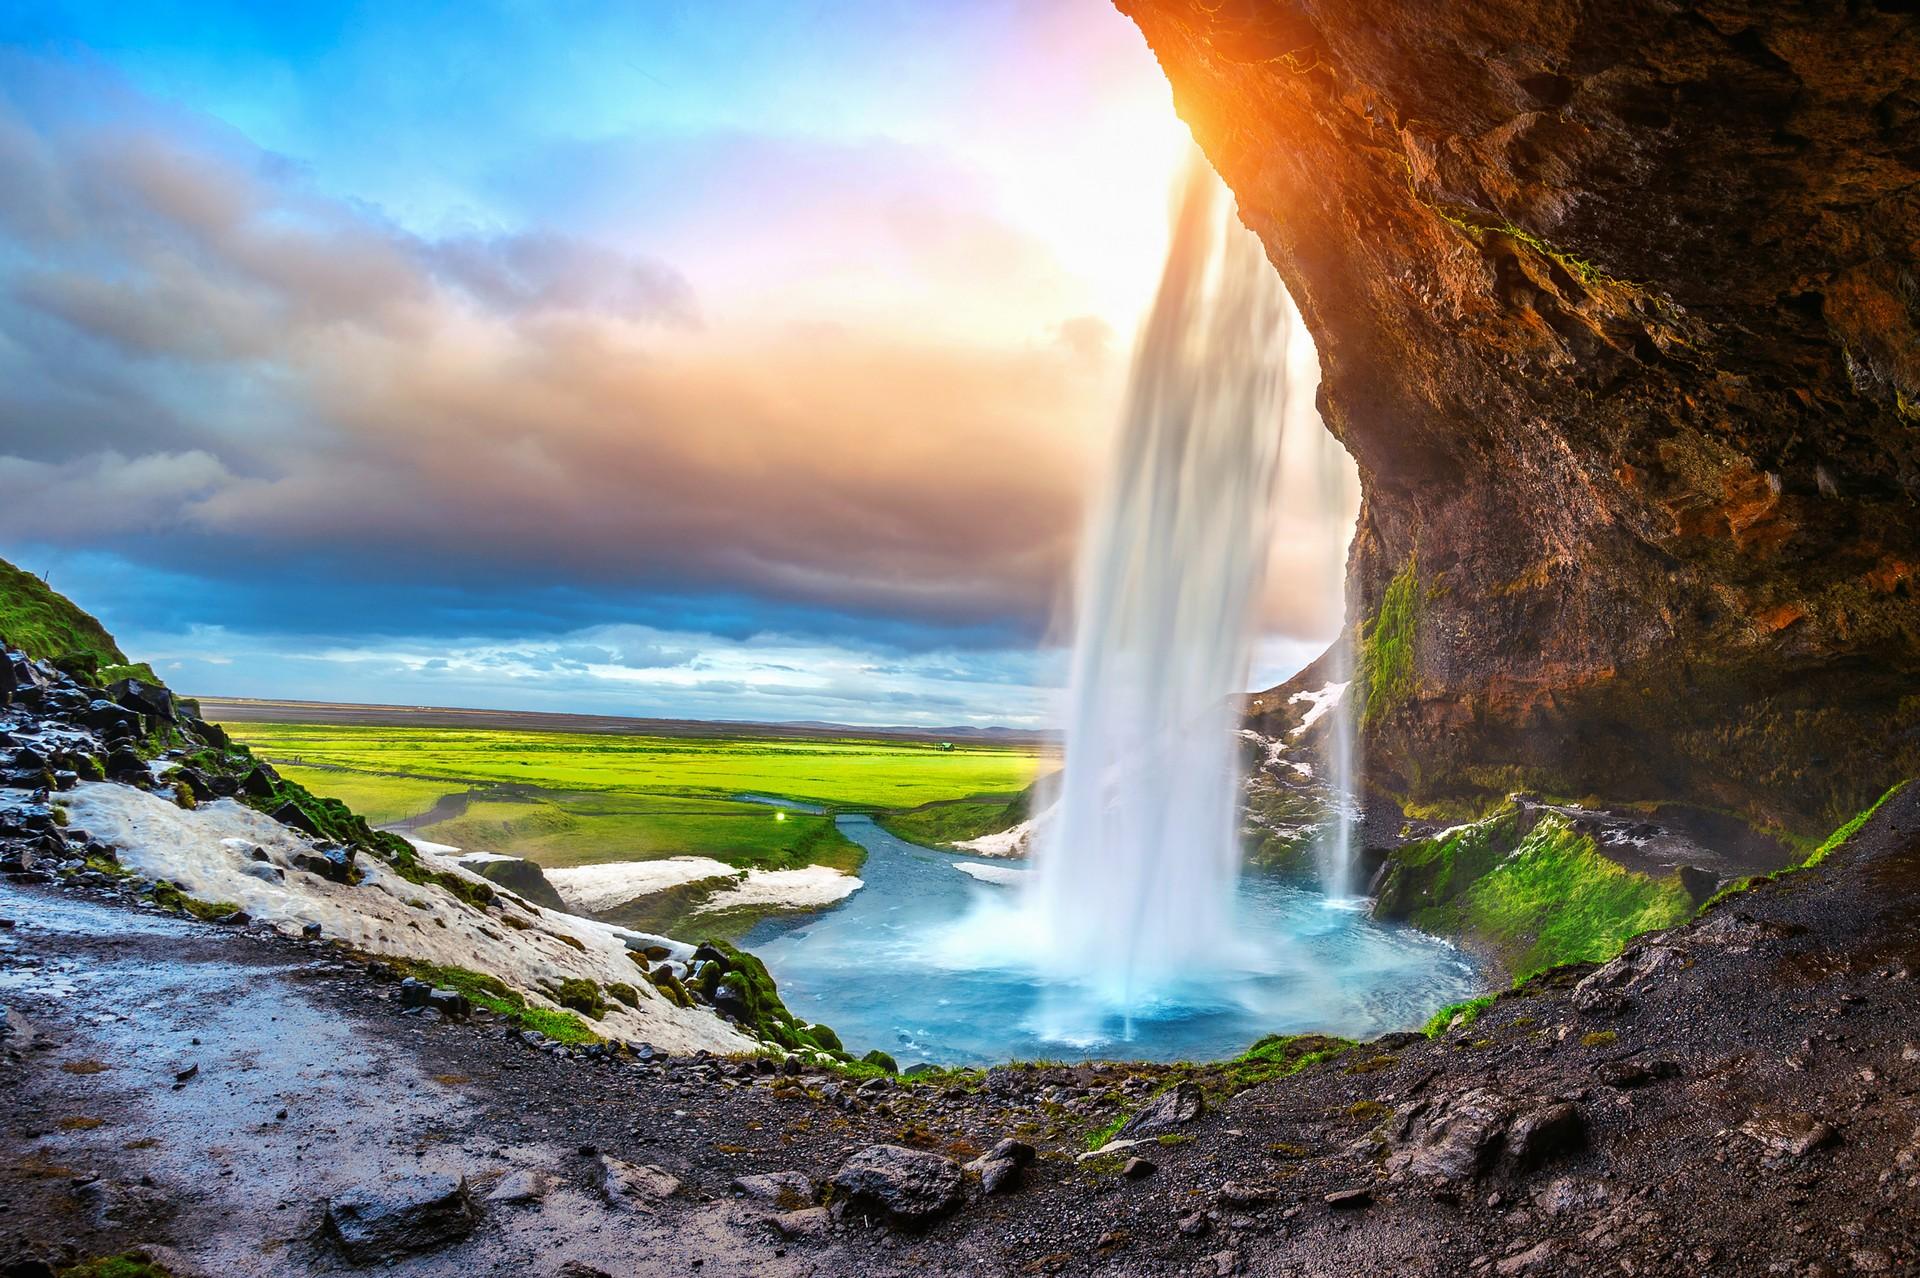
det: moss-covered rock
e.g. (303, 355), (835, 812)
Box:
(1374, 802), (1692, 981)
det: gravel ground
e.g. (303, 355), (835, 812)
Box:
(4, 785), (1919, 1276)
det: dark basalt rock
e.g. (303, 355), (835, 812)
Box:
(1122, 0), (1920, 838)
(828, 1144), (964, 1223)
(107, 677), (175, 724)
(292, 844), (357, 885)
(323, 1173), (476, 1264)
(1118, 1080), (1205, 1139)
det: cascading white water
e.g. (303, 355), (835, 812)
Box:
(1028, 153), (1303, 1003)
(1311, 428), (1360, 902)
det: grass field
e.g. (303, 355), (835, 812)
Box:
(271, 765), (474, 827)
(425, 791), (863, 872)
(221, 720), (1048, 874)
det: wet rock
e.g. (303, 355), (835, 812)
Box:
(729, 1171), (813, 1208)
(1739, 1111), (1838, 1160)
(292, 844), (356, 884)
(104, 747), (147, 781)
(1121, 1156), (1157, 1179)
(323, 1173), (477, 1264)
(1117, 1080), (1205, 1138)
(487, 1168), (552, 1204)
(600, 1154), (682, 1210)
(828, 1144), (964, 1223)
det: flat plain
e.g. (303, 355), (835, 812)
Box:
(220, 718), (1047, 872)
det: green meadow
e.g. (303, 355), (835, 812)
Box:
(223, 722), (1045, 873)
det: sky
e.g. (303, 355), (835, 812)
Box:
(0, 0), (1354, 727)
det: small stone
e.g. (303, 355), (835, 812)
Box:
(1325, 1184), (1373, 1209)
(729, 1171), (813, 1209)
(1120, 1156), (1156, 1179)
(1117, 1081), (1205, 1139)
(771, 1206), (831, 1239)
(600, 1154), (681, 1210)
(1739, 1112), (1838, 1160)
(487, 1168), (552, 1204)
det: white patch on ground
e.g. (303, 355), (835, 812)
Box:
(60, 783), (753, 1054)
(401, 835), (465, 856)
(544, 857), (862, 918)
(694, 865), (862, 914)
(953, 818), (1035, 859)
(1287, 681), (1351, 738)
(1289, 759), (1314, 779)
(544, 858), (739, 912)
(954, 862), (1023, 886)
(450, 851), (517, 865)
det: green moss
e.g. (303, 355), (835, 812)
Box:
(860, 1049), (899, 1074)
(1805, 781), (1908, 866)
(701, 940), (848, 1057)
(1084, 1113), (1129, 1151)
(58, 1256), (173, 1278)
(551, 977), (607, 1020)
(606, 981), (641, 1008)
(0, 557), (130, 672)
(1358, 557), (1419, 727)
(1421, 994), (1495, 1038)
(1580, 1030), (1617, 1048)
(389, 960), (601, 1044)
(1379, 806), (1692, 983)
(147, 879), (238, 922)
(1442, 814), (1692, 980)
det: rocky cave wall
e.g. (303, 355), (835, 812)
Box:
(1121, 0), (1920, 838)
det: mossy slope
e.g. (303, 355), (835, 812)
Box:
(1374, 804), (1692, 981)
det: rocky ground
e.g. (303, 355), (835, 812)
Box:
(6, 778), (1920, 1275)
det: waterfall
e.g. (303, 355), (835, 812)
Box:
(1312, 427), (1360, 902)
(1028, 152), (1304, 1002)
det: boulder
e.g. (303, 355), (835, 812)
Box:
(108, 677), (176, 723)
(1739, 1111), (1838, 1161)
(1117, 1081), (1205, 1139)
(241, 764), (280, 798)
(828, 1144), (964, 1223)
(600, 1154), (682, 1210)
(292, 845), (356, 884)
(964, 1138), (1036, 1195)
(323, 1173), (476, 1264)
(771, 1206), (831, 1239)
(274, 802), (327, 839)
(1386, 1089), (1586, 1185)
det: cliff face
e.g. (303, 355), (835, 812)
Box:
(1121, 0), (1920, 837)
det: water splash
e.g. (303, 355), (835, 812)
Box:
(1028, 153), (1303, 1003)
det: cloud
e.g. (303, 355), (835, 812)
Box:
(0, 55), (1116, 643)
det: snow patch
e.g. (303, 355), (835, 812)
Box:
(953, 819), (1034, 859)
(954, 862), (1023, 886)
(60, 783), (752, 1054)
(545, 858), (738, 913)
(544, 857), (862, 917)
(1287, 681), (1350, 738)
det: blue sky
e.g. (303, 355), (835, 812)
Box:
(0, 1), (1344, 725)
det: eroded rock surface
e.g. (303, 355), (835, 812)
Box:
(1124, 0), (1920, 836)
